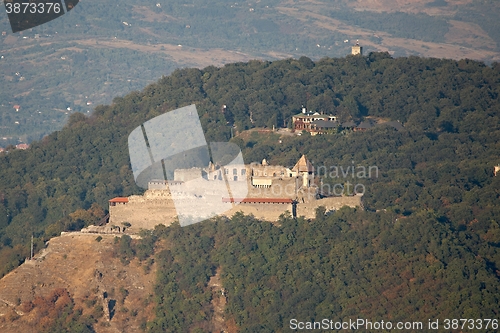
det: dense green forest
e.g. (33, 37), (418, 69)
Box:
(113, 211), (500, 332)
(0, 53), (499, 330)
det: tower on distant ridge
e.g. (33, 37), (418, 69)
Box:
(352, 41), (362, 56)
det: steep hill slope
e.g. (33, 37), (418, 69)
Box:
(0, 233), (156, 333)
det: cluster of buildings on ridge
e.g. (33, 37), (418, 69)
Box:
(288, 43), (403, 136)
(291, 106), (403, 136)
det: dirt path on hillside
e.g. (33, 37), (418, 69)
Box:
(74, 38), (253, 68)
(208, 267), (228, 333)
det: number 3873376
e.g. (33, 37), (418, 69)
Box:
(5, 2), (61, 14)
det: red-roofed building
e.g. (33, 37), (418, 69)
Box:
(292, 106), (338, 135)
(13, 105), (20, 112)
(16, 143), (29, 150)
(109, 197), (129, 206)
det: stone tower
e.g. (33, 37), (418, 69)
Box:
(292, 155), (314, 188)
(352, 42), (362, 56)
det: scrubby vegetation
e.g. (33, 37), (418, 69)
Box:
(19, 288), (97, 333)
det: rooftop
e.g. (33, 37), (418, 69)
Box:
(109, 197), (129, 203)
(292, 155), (314, 173)
(356, 121), (375, 129)
(312, 119), (338, 128)
(379, 120), (404, 131)
(342, 121), (357, 128)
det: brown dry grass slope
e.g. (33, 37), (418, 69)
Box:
(0, 233), (156, 333)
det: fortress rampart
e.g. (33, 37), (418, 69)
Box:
(296, 195), (361, 218)
(109, 191), (178, 232)
(224, 201), (294, 221)
(108, 189), (361, 231)
(107, 156), (363, 231)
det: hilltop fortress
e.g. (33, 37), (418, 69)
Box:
(104, 156), (361, 232)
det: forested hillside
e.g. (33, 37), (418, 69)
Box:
(1, 53), (499, 275)
(114, 211), (500, 332)
(0, 53), (499, 331)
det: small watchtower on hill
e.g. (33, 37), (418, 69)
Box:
(352, 42), (363, 56)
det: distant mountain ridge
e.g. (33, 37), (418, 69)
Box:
(1, 0), (499, 144)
